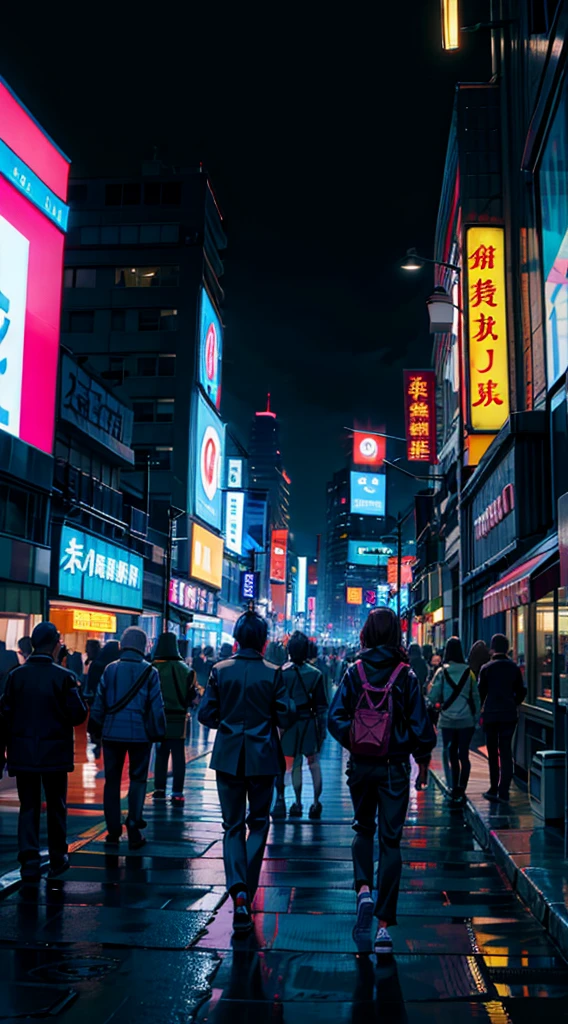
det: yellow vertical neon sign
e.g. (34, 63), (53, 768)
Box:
(441, 0), (460, 50)
(466, 226), (510, 432)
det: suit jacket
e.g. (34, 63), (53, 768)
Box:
(0, 655), (87, 773)
(478, 654), (526, 724)
(198, 648), (296, 776)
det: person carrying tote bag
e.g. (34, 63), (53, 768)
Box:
(428, 636), (480, 808)
(90, 627), (166, 850)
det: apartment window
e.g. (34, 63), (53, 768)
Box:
(64, 267), (97, 288)
(65, 311), (95, 333)
(111, 309), (126, 331)
(138, 308), (178, 331)
(115, 266), (179, 288)
(156, 399), (174, 422)
(136, 354), (176, 377)
(133, 401), (155, 423)
(144, 181), (182, 206)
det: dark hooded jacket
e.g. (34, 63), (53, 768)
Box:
(328, 645), (436, 765)
(153, 632), (196, 740)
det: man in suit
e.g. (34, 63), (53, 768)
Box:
(0, 622), (88, 881)
(198, 612), (296, 935)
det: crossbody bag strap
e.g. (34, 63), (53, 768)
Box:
(441, 667), (471, 712)
(106, 663), (153, 716)
(294, 664), (314, 710)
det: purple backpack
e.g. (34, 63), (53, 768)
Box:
(350, 660), (406, 757)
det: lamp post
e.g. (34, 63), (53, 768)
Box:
(162, 506), (186, 633)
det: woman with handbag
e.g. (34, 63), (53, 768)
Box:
(428, 636), (480, 808)
(152, 632), (197, 806)
(328, 607), (435, 956)
(89, 627), (166, 850)
(275, 631), (328, 820)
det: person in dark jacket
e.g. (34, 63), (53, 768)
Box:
(153, 632), (196, 806)
(469, 640), (491, 680)
(0, 622), (88, 881)
(198, 611), (296, 936)
(90, 626), (166, 849)
(329, 607), (436, 956)
(408, 643), (429, 692)
(274, 631), (328, 820)
(478, 633), (526, 803)
(0, 640), (18, 696)
(84, 640), (120, 705)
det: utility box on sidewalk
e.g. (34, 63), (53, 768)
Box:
(529, 751), (566, 823)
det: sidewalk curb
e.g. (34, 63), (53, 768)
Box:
(429, 766), (568, 961)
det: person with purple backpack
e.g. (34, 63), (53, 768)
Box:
(328, 607), (436, 956)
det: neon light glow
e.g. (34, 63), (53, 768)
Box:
(297, 556), (307, 613)
(465, 226), (510, 432)
(441, 0), (460, 51)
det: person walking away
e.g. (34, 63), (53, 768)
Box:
(469, 640), (491, 680)
(428, 637), (480, 807)
(478, 633), (526, 803)
(0, 623), (87, 881)
(274, 631), (328, 820)
(0, 640), (18, 696)
(408, 643), (428, 693)
(84, 640), (120, 706)
(17, 637), (32, 664)
(198, 612), (295, 936)
(89, 627), (166, 849)
(329, 607), (435, 956)
(153, 632), (196, 806)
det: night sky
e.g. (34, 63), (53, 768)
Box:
(0, 2), (489, 553)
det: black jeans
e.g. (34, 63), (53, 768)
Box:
(485, 721), (516, 796)
(154, 739), (186, 795)
(347, 760), (410, 926)
(216, 772), (275, 897)
(441, 726), (475, 795)
(102, 741), (151, 836)
(16, 771), (68, 869)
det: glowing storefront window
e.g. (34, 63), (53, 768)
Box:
(540, 85), (568, 386)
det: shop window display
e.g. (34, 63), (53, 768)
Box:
(535, 592), (554, 702)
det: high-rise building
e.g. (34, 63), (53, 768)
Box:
(248, 395), (290, 530)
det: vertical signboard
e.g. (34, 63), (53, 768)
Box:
(297, 555), (307, 614)
(465, 226), (510, 432)
(0, 79), (70, 454)
(403, 370), (437, 462)
(193, 391), (225, 530)
(270, 529), (288, 582)
(225, 490), (244, 555)
(199, 287), (223, 410)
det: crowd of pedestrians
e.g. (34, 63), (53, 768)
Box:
(0, 609), (527, 954)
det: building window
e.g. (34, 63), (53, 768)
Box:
(68, 183), (88, 203)
(133, 401), (155, 423)
(144, 181), (182, 206)
(108, 356), (125, 381)
(156, 399), (174, 421)
(64, 267), (97, 288)
(135, 354), (176, 377)
(536, 592), (554, 702)
(78, 224), (180, 246)
(134, 446), (173, 470)
(64, 311), (95, 333)
(137, 308), (178, 331)
(115, 266), (179, 288)
(132, 399), (175, 423)
(111, 310), (126, 331)
(105, 182), (142, 206)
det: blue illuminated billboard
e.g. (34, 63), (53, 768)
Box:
(194, 391), (225, 530)
(350, 472), (386, 517)
(347, 541), (393, 566)
(58, 525), (143, 611)
(199, 287), (223, 410)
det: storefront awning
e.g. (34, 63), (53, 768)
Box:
(482, 535), (559, 618)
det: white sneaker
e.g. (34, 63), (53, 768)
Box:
(374, 926), (393, 956)
(352, 891), (374, 944)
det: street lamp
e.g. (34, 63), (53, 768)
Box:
(401, 248), (460, 274)
(426, 286), (455, 333)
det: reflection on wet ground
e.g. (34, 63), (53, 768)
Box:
(0, 723), (567, 1020)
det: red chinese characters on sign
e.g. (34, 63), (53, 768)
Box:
(403, 370), (437, 463)
(466, 227), (509, 431)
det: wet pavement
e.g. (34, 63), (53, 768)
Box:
(0, 722), (567, 1020)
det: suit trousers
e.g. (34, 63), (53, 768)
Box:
(347, 760), (411, 926)
(16, 771), (68, 869)
(102, 741), (151, 835)
(216, 771), (275, 897)
(484, 721), (516, 796)
(155, 739), (186, 795)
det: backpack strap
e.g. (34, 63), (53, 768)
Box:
(441, 667), (472, 712)
(105, 663), (154, 715)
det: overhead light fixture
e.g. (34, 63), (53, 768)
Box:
(441, 0), (460, 50)
(401, 248), (424, 271)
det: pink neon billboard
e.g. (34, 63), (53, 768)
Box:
(0, 77), (70, 455)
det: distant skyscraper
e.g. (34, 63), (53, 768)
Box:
(248, 395), (290, 530)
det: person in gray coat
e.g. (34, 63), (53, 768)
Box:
(90, 626), (166, 850)
(198, 611), (296, 936)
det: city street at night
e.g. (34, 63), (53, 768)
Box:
(0, 729), (567, 1021)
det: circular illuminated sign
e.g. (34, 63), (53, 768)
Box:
(200, 425), (221, 502)
(358, 436), (378, 461)
(205, 322), (217, 382)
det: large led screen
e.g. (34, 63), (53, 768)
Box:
(347, 541), (393, 566)
(350, 471), (386, 517)
(193, 390), (225, 530)
(199, 287), (223, 410)
(0, 78), (70, 454)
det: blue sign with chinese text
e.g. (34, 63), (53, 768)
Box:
(58, 525), (143, 611)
